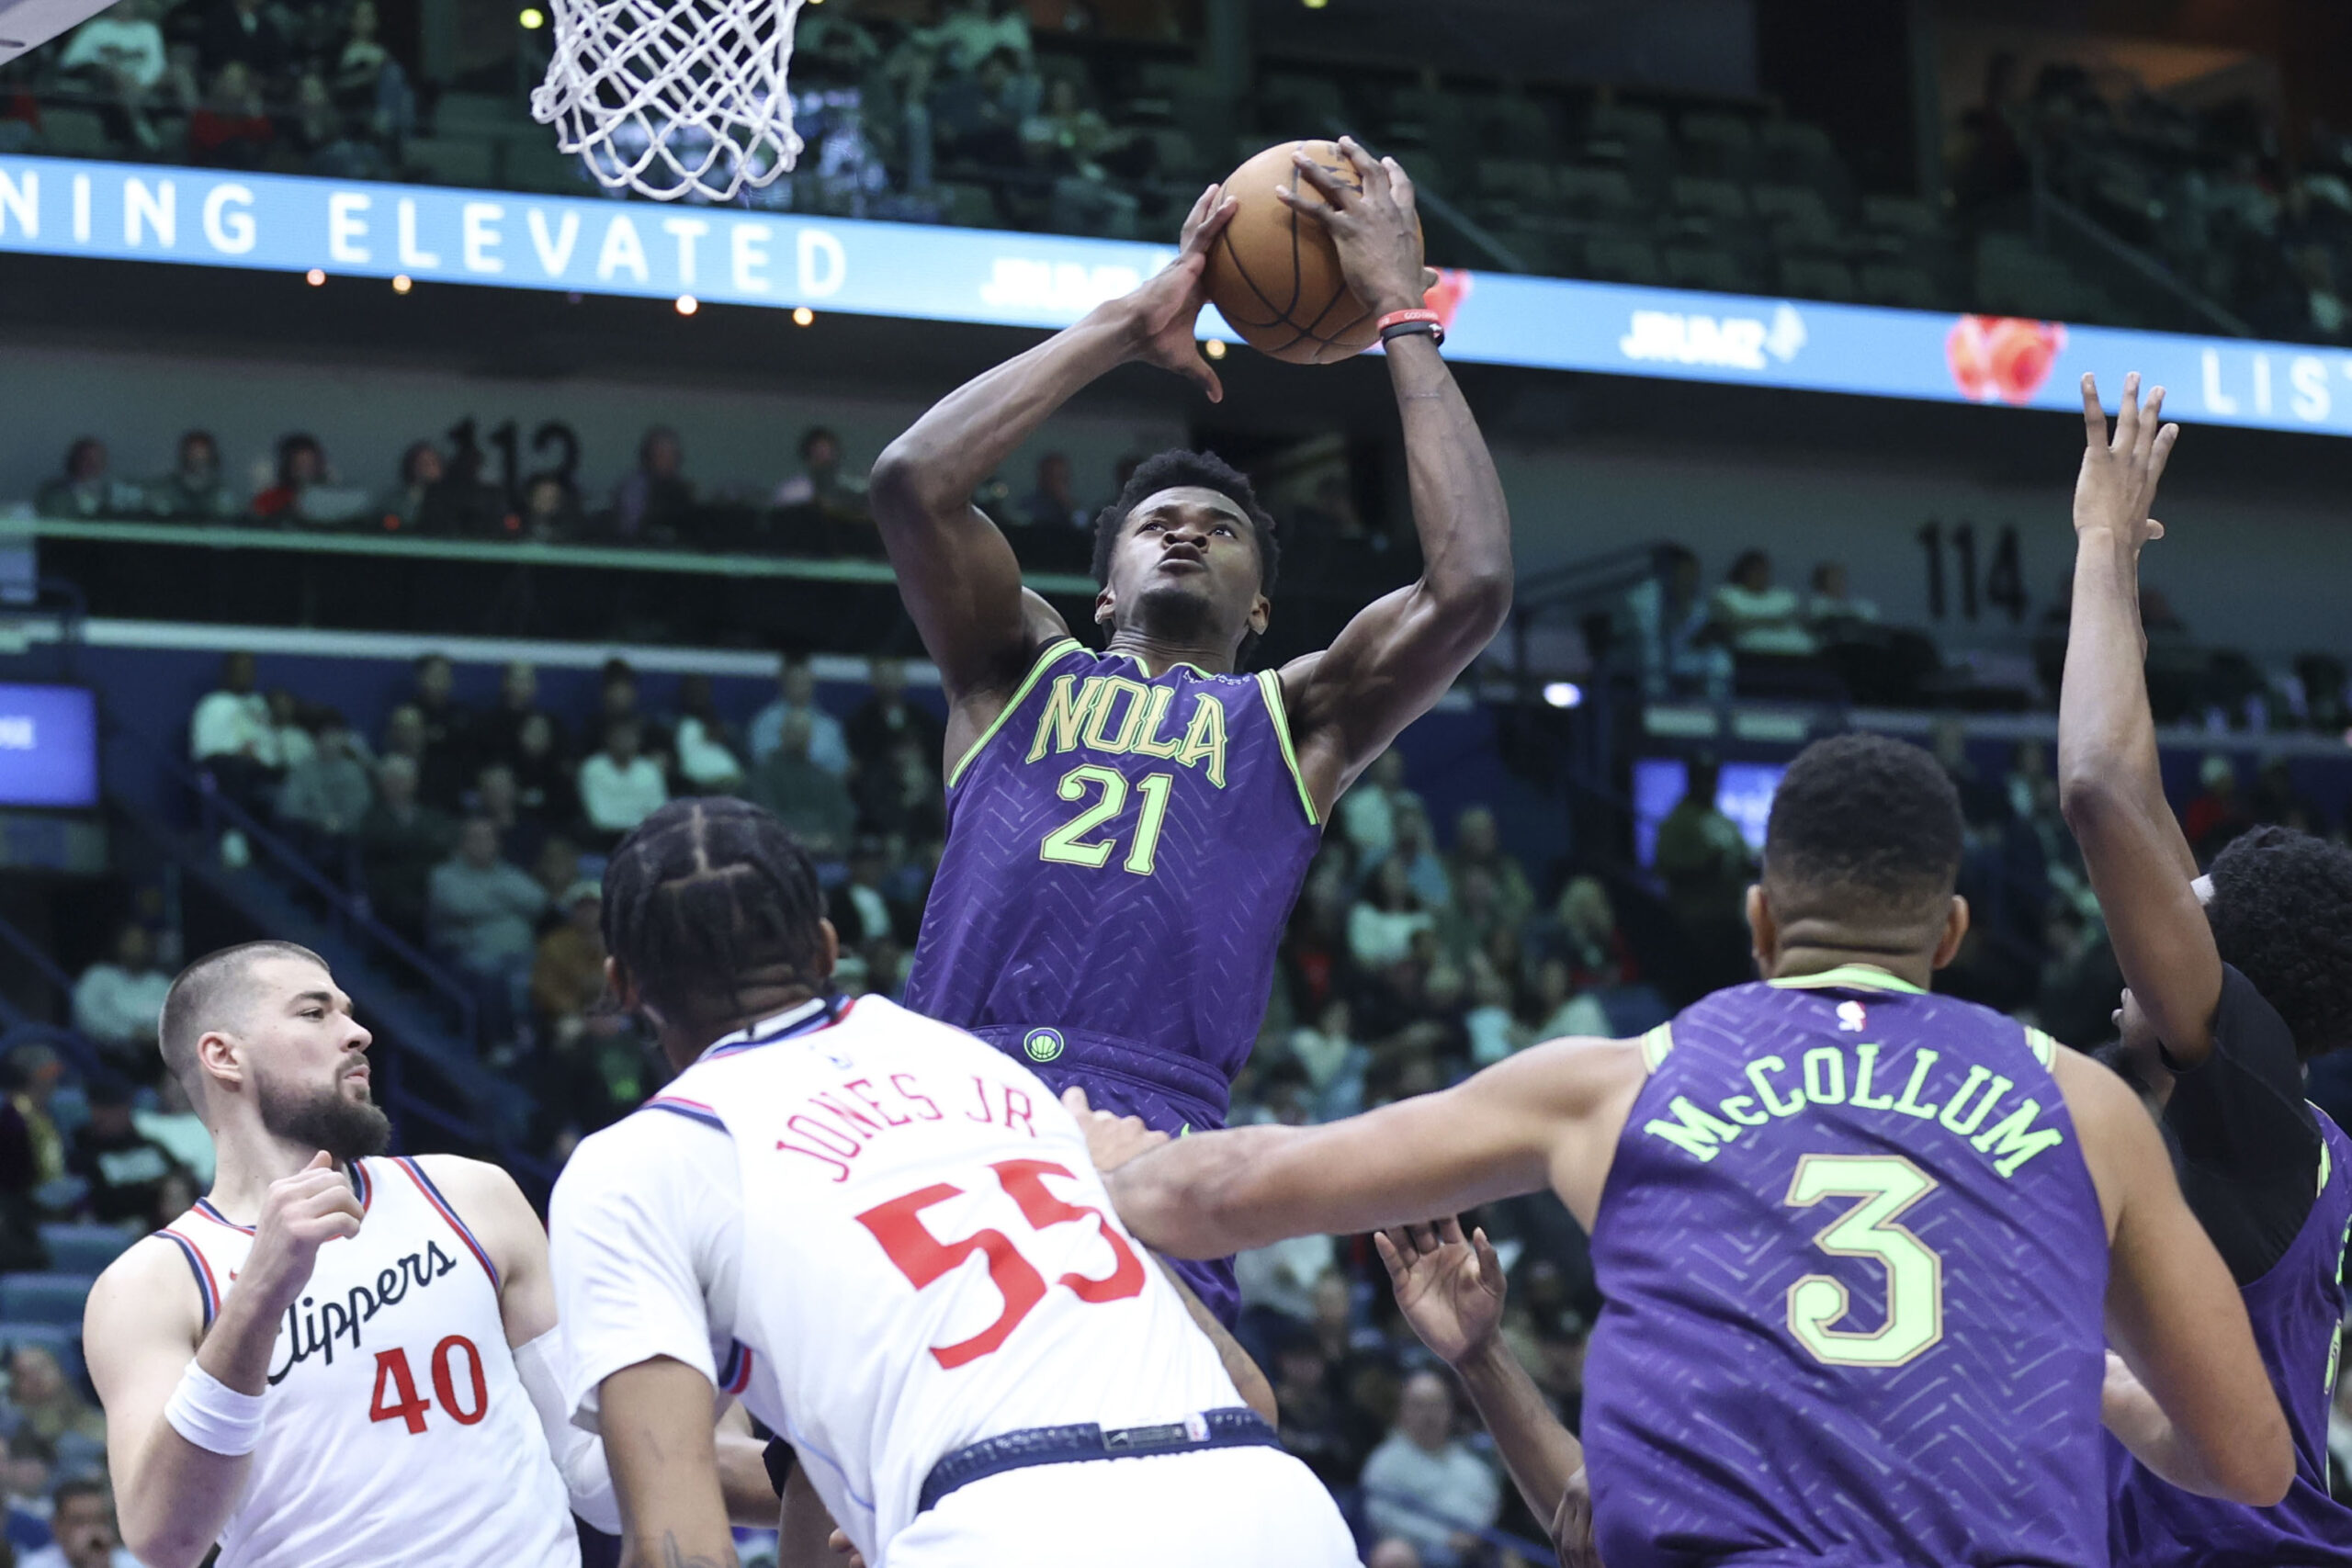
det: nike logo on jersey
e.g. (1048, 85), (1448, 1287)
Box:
(267, 1239), (460, 1385)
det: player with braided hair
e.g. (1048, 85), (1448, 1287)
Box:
(2056, 373), (2352, 1566)
(554, 797), (1349, 1568)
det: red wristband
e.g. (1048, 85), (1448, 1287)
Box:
(1375, 308), (1442, 333)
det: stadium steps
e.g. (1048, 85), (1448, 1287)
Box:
(105, 794), (538, 1167)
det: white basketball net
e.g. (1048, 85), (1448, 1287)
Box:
(531, 0), (806, 202)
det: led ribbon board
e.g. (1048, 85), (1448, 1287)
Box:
(3, 154), (2348, 437)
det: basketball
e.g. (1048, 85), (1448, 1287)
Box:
(1205, 140), (1410, 366)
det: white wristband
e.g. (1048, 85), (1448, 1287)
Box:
(164, 1361), (267, 1456)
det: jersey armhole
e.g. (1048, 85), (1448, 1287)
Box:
(1637, 1023), (1675, 1073)
(392, 1157), (503, 1292)
(1253, 669), (1321, 828)
(154, 1228), (220, 1331)
(2022, 1026), (2059, 1070)
(944, 637), (1082, 789)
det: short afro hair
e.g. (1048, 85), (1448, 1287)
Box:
(603, 796), (831, 1031)
(2204, 825), (2352, 1059)
(1090, 448), (1280, 597)
(1763, 733), (1964, 921)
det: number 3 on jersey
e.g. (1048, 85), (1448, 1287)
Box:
(368, 1336), (489, 1433)
(1783, 1154), (1945, 1368)
(856, 1158), (1146, 1369)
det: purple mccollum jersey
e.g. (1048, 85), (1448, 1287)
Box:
(2108, 1107), (2352, 1567)
(1584, 968), (2110, 1568)
(902, 639), (1322, 1314)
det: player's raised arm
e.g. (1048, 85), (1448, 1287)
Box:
(1277, 139), (1513, 809)
(869, 187), (1238, 714)
(1377, 1221), (1597, 1567)
(1104, 1036), (1641, 1258)
(2056, 371), (2219, 1062)
(2057, 1050), (2292, 1503)
(86, 1153), (360, 1568)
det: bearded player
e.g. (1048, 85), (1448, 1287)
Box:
(872, 138), (1510, 1324)
(82, 941), (775, 1568)
(2055, 373), (2352, 1566)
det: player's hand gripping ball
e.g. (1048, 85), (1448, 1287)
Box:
(1204, 137), (1428, 364)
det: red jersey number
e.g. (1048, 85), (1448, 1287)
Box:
(855, 1159), (1147, 1368)
(368, 1336), (489, 1433)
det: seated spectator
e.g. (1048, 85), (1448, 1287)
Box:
(772, 426), (864, 513)
(198, 0), (287, 79)
(1655, 756), (1755, 994)
(844, 657), (944, 775)
(356, 754), (453, 941)
(188, 61), (274, 168)
(1017, 451), (1087, 528)
(1526, 955), (1608, 1041)
(3, 1429), (54, 1555)
(428, 817), (548, 1000)
(510, 712), (579, 829)
(132, 1073), (213, 1186)
(851, 735), (946, 845)
(932, 0), (1031, 73)
(530, 880), (609, 1045)
(748, 655), (849, 774)
(409, 651), (473, 773)
(1537, 874), (1639, 993)
(249, 432), (368, 525)
(471, 761), (546, 870)
(1373, 801), (1451, 912)
(1361, 1370), (1501, 1568)
(829, 838), (912, 946)
(6, 1346), (105, 1458)
(589, 658), (669, 760)
(1463, 964), (1525, 1066)
(672, 674), (746, 794)
(1339, 750), (1417, 860)
(330, 0), (413, 149)
(531, 835), (582, 908)
(378, 440), (444, 531)
(480, 660), (559, 766)
(265, 689), (315, 772)
(1023, 77), (1144, 238)
(1804, 559), (1879, 633)
(34, 438), (141, 520)
(70, 924), (173, 1079)
(577, 718), (669, 842)
(66, 1077), (175, 1227)
(6, 1045), (65, 1195)
(21, 1476), (139, 1568)
(58, 0), (167, 151)
(519, 475), (583, 540)
(1709, 549), (1816, 657)
(1349, 857), (1431, 970)
(747, 712), (855, 858)
(1626, 542), (1731, 701)
(190, 649), (281, 816)
(1286, 997), (1367, 1122)
(1267, 1337), (1370, 1492)
(145, 430), (235, 520)
(610, 424), (693, 540)
(930, 45), (1031, 167)
(277, 711), (372, 839)
(1445, 807), (1533, 931)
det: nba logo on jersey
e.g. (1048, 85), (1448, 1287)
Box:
(1837, 1000), (1868, 1032)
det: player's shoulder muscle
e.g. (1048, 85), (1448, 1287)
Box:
(2049, 1044), (2154, 1241)
(85, 1235), (206, 1379)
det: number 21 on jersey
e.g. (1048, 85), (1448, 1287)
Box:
(856, 1158), (1146, 1369)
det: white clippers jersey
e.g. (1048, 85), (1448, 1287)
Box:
(555, 996), (1243, 1562)
(155, 1157), (576, 1568)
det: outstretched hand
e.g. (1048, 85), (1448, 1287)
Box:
(1121, 183), (1237, 402)
(1375, 1217), (1505, 1367)
(1279, 137), (1429, 320)
(2075, 371), (2177, 550)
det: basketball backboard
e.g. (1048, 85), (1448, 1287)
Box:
(0, 0), (114, 66)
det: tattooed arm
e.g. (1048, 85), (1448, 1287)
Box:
(600, 1357), (740, 1568)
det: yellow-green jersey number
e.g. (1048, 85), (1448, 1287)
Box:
(1038, 765), (1175, 877)
(1783, 1154), (1946, 1368)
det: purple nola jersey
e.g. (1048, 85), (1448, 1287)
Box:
(903, 637), (1320, 1134)
(2107, 1107), (2352, 1567)
(1584, 967), (2111, 1568)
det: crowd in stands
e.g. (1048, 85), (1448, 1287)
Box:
(9, 0), (2341, 342)
(1951, 52), (2352, 344)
